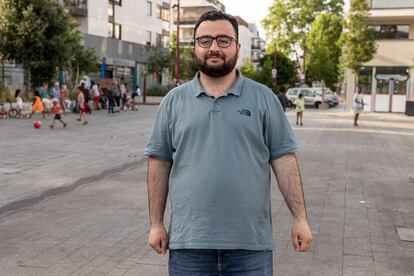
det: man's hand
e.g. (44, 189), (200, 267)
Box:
(148, 224), (168, 254)
(291, 218), (312, 252)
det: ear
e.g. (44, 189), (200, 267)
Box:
(192, 46), (195, 54)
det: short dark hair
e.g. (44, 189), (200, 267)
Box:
(194, 10), (239, 41)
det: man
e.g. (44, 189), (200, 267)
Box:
(145, 10), (312, 275)
(353, 86), (364, 126)
(39, 82), (51, 112)
(277, 86), (289, 112)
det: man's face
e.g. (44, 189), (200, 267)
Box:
(193, 20), (240, 78)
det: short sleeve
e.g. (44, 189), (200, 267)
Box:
(264, 94), (299, 161)
(144, 97), (173, 161)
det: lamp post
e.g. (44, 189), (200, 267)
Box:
(172, 0), (180, 85)
(272, 41), (277, 93)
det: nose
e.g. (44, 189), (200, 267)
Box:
(209, 38), (220, 51)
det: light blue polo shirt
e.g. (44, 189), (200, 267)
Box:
(145, 72), (298, 250)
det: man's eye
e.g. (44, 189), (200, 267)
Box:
(217, 37), (231, 44)
(199, 37), (211, 44)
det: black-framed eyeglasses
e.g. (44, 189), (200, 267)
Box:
(195, 35), (238, 48)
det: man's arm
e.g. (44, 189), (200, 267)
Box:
(147, 156), (172, 254)
(271, 153), (312, 252)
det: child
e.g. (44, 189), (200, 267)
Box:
(28, 90), (46, 119)
(295, 93), (305, 126)
(77, 87), (88, 125)
(15, 89), (24, 119)
(49, 98), (67, 129)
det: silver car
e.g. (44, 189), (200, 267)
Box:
(286, 87), (332, 109)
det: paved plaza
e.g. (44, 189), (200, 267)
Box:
(0, 104), (413, 275)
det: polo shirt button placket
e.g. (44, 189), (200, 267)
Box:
(211, 97), (220, 113)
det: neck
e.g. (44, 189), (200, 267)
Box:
(199, 69), (237, 97)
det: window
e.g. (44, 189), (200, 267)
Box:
(302, 89), (313, 97)
(358, 67), (372, 94)
(155, 33), (162, 47)
(371, 0), (414, 9)
(288, 89), (298, 96)
(147, 1), (152, 16)
(147, 31), (152, 45)
(156, 5), (162, 19)
(368, 25), (409, 39)
(108, 22), (121, 39)
(156, 5), (170, 21)
(108, 3), (114, 18)
(109, 0), (121, 6)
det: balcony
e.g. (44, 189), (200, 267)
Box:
(251, 38), (265, 51)
(64, 0), (88, 17)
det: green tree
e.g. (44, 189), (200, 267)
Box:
(65, 34), (99, 93)
(306, 12), (343, 89)
(146, 45), (170, 75)
(169, 33), (198, 81)
(240, 51), (297, 89)
(0, 0), (95, 88)
(339, 0), (376, 75)
(262, 0), (344, 70)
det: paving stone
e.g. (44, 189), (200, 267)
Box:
(397, 227), (414, 242)
(0, 106), (413, 276)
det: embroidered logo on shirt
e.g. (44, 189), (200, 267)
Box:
(237, 109), (251, 117)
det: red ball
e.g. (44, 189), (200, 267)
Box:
(33, 120), (42, 129)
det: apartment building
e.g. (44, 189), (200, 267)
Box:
(171, 0), (265, 70)
(345, 0), (414, 115)
(236, 17), (266, 69)
(63, 0), (171, 88)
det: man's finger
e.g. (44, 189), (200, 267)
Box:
(149, 241), (162, 254)
(292, 233), (300, 252)
(299, 240), (310, 252)
(161, 237), (168, 254)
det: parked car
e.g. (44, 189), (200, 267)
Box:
(286, 87), (333, 109)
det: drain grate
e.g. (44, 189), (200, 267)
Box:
(397, 228), (414, 242)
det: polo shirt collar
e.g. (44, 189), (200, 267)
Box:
(191, 70), (244, 97)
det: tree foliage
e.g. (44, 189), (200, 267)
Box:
(169, 33), (198, 81)
(0, 0), (98, 88)
(262, 0), (344, 70)
(240, 51), (297, 89)
(339, 0), (376, 75)
(146, 45), (170, 75)
(305, 12), (343, 89)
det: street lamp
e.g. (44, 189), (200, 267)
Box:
(172, 0), (180, 85)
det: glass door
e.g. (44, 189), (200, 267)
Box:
(375, 79), (391, 112)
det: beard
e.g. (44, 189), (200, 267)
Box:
(196, 51), (238, 78)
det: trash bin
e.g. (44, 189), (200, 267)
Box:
(406, 101), (414, 116)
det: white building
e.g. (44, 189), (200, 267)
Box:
(345, 0), (414, 115)
(236, 19), (265, 69)
(61, 0), (171, 88)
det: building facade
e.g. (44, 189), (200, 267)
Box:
(345, 0), (414, 114)
(171, 0), (265, 70)
(62, 0), (171, 89)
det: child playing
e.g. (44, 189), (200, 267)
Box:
(49, 98), (67, 129)
(295, 93), (305, 126)
(15, 89), (24, 119)
(28, 90), (46, 119)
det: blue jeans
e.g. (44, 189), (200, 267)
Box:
(169, 249), (273, 276)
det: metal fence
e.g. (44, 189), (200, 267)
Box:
(0, 64), (26, 91)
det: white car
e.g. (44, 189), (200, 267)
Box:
(286, 87), (333, 109)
